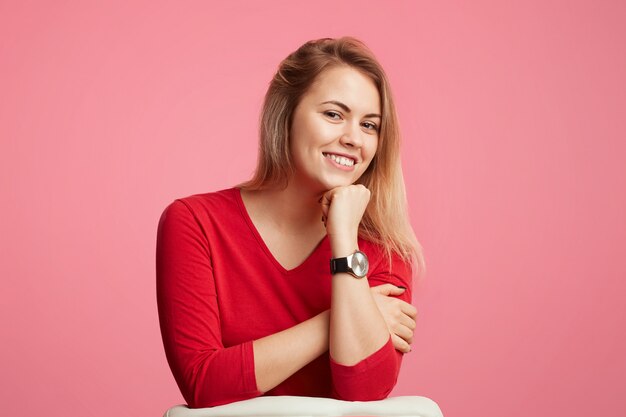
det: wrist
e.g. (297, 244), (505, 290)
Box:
(330, 237), (359, 258)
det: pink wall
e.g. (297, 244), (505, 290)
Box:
(1, 1), (625, 416)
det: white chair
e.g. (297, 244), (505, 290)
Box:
(163, 395), (443, 417)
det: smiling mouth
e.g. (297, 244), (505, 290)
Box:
(322, 152), (356, 167)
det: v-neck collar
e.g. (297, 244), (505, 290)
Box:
(232, 187), (329, 275)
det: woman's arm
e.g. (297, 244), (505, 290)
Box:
(322, 185), (391, 364)
(322, 185), (415, 400)
(253, 287), (416, 393)
(252, 310), (329, 392)
(330, 252), (416, 400)
(158, 200), (262, 408)
(329, 235), (390, 364)
(330, 264), (416, 401)
(159, 200), (334, 406)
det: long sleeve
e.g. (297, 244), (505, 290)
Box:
(156, 200), (262, 408)
(329, 250), (413, 401)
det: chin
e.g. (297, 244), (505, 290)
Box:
(319, 176), (358, 191)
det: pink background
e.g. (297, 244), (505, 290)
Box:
(1, 1), (625, 416)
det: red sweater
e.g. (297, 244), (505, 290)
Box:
(156, 188), (413, 408)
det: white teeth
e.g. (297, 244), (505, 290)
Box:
(324, 153), (354, 167)
(340, 157), (354, 167)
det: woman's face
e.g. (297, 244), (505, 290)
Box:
(289, 65), (380, 193)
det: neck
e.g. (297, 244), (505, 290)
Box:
(242, 180), (326, 234)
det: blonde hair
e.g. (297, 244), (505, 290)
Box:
(239, 37), (424, 275)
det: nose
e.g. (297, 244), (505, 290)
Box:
(339, 121), (363, 148)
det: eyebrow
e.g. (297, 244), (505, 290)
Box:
(321, 100), (381, 119)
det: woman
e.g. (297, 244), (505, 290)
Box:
(156, 37), (424, 409)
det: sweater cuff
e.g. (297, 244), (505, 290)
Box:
(329, 336), (398, 400)
(241, 340), (259, 394)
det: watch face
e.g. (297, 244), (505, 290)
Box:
(350, 251), (369, 277)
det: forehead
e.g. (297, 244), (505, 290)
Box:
(304, 66), (381, 114)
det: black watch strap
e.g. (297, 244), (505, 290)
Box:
(330, 257), (350, 274)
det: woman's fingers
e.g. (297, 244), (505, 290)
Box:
(320, 193), (331, 214)
(397, 310), (417, 331)
(400, 300), (418, 319)
(391, 323), (414, 345)
(370, 283), (406, 296)
(321, 185), (371, 239)
(384, 297), (418, 325)
(369, 286), (418, 352)
(320, 191), (332, 226)
(391, 333), (411, 353)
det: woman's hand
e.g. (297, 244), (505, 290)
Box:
(321, 185), (371, 253)
(370, 284), (417, 353)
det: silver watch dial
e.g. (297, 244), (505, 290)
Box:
(350, 250), (369, 277)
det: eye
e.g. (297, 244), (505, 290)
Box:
(324, 110), (342, 120)
(362, 121), (378, 132)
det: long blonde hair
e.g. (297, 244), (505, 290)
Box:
(239, 37), (424, 275)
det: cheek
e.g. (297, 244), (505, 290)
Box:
(290, 134), (314, 168)
(301, 117), (334, 146)
(366, 139), (379, 161)
(291, 119), (316, 149)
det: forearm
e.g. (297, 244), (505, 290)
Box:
(253, 309), (330, 392)
(329, 237), (390, 365)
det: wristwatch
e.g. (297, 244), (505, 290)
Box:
(330, 250), (369, 278)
